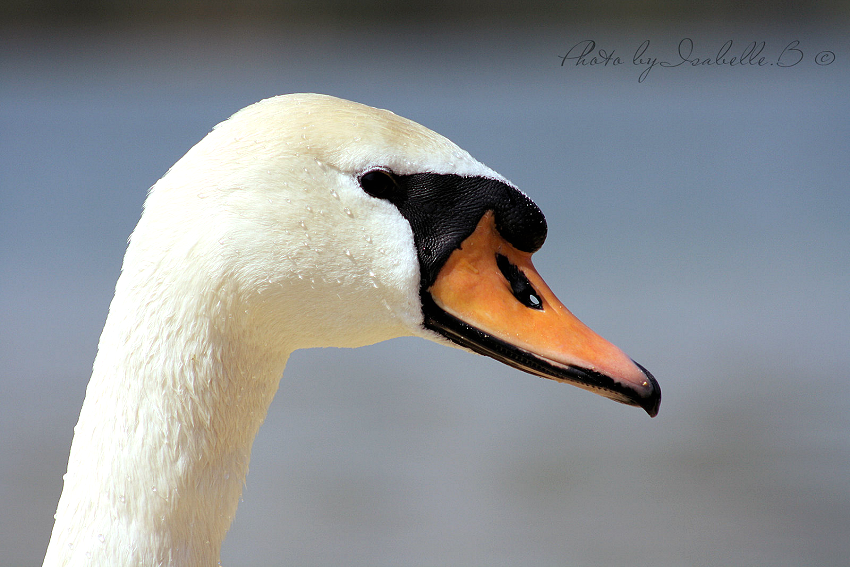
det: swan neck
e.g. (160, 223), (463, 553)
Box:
(44, 277), (290, 566)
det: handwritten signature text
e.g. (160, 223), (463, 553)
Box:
(559, 38), (836, 83)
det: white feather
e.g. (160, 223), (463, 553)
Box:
(43, 94), (505, 566)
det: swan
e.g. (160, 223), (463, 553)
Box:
(43, 93), (660, 566)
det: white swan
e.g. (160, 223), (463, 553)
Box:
(43, 93), (660, 566)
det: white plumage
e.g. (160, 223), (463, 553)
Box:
(43, 94), (509, 566)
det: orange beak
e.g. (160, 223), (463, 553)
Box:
(424, 211), (660, 417)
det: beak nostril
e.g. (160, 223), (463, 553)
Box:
(495, 253), (543, 311)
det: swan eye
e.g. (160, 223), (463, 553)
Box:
(359, 169), (399, 200)
(496, 254), (543, 310)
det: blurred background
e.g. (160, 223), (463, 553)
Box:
(1, 2), (848, 565)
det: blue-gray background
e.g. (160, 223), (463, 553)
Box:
(2, 10), (849, 567)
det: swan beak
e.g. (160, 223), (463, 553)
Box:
(425, 212), (661, 417)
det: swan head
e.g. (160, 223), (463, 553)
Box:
(128, 93), (660, 416)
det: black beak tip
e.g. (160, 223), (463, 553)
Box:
(634, 361), (661, 417)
